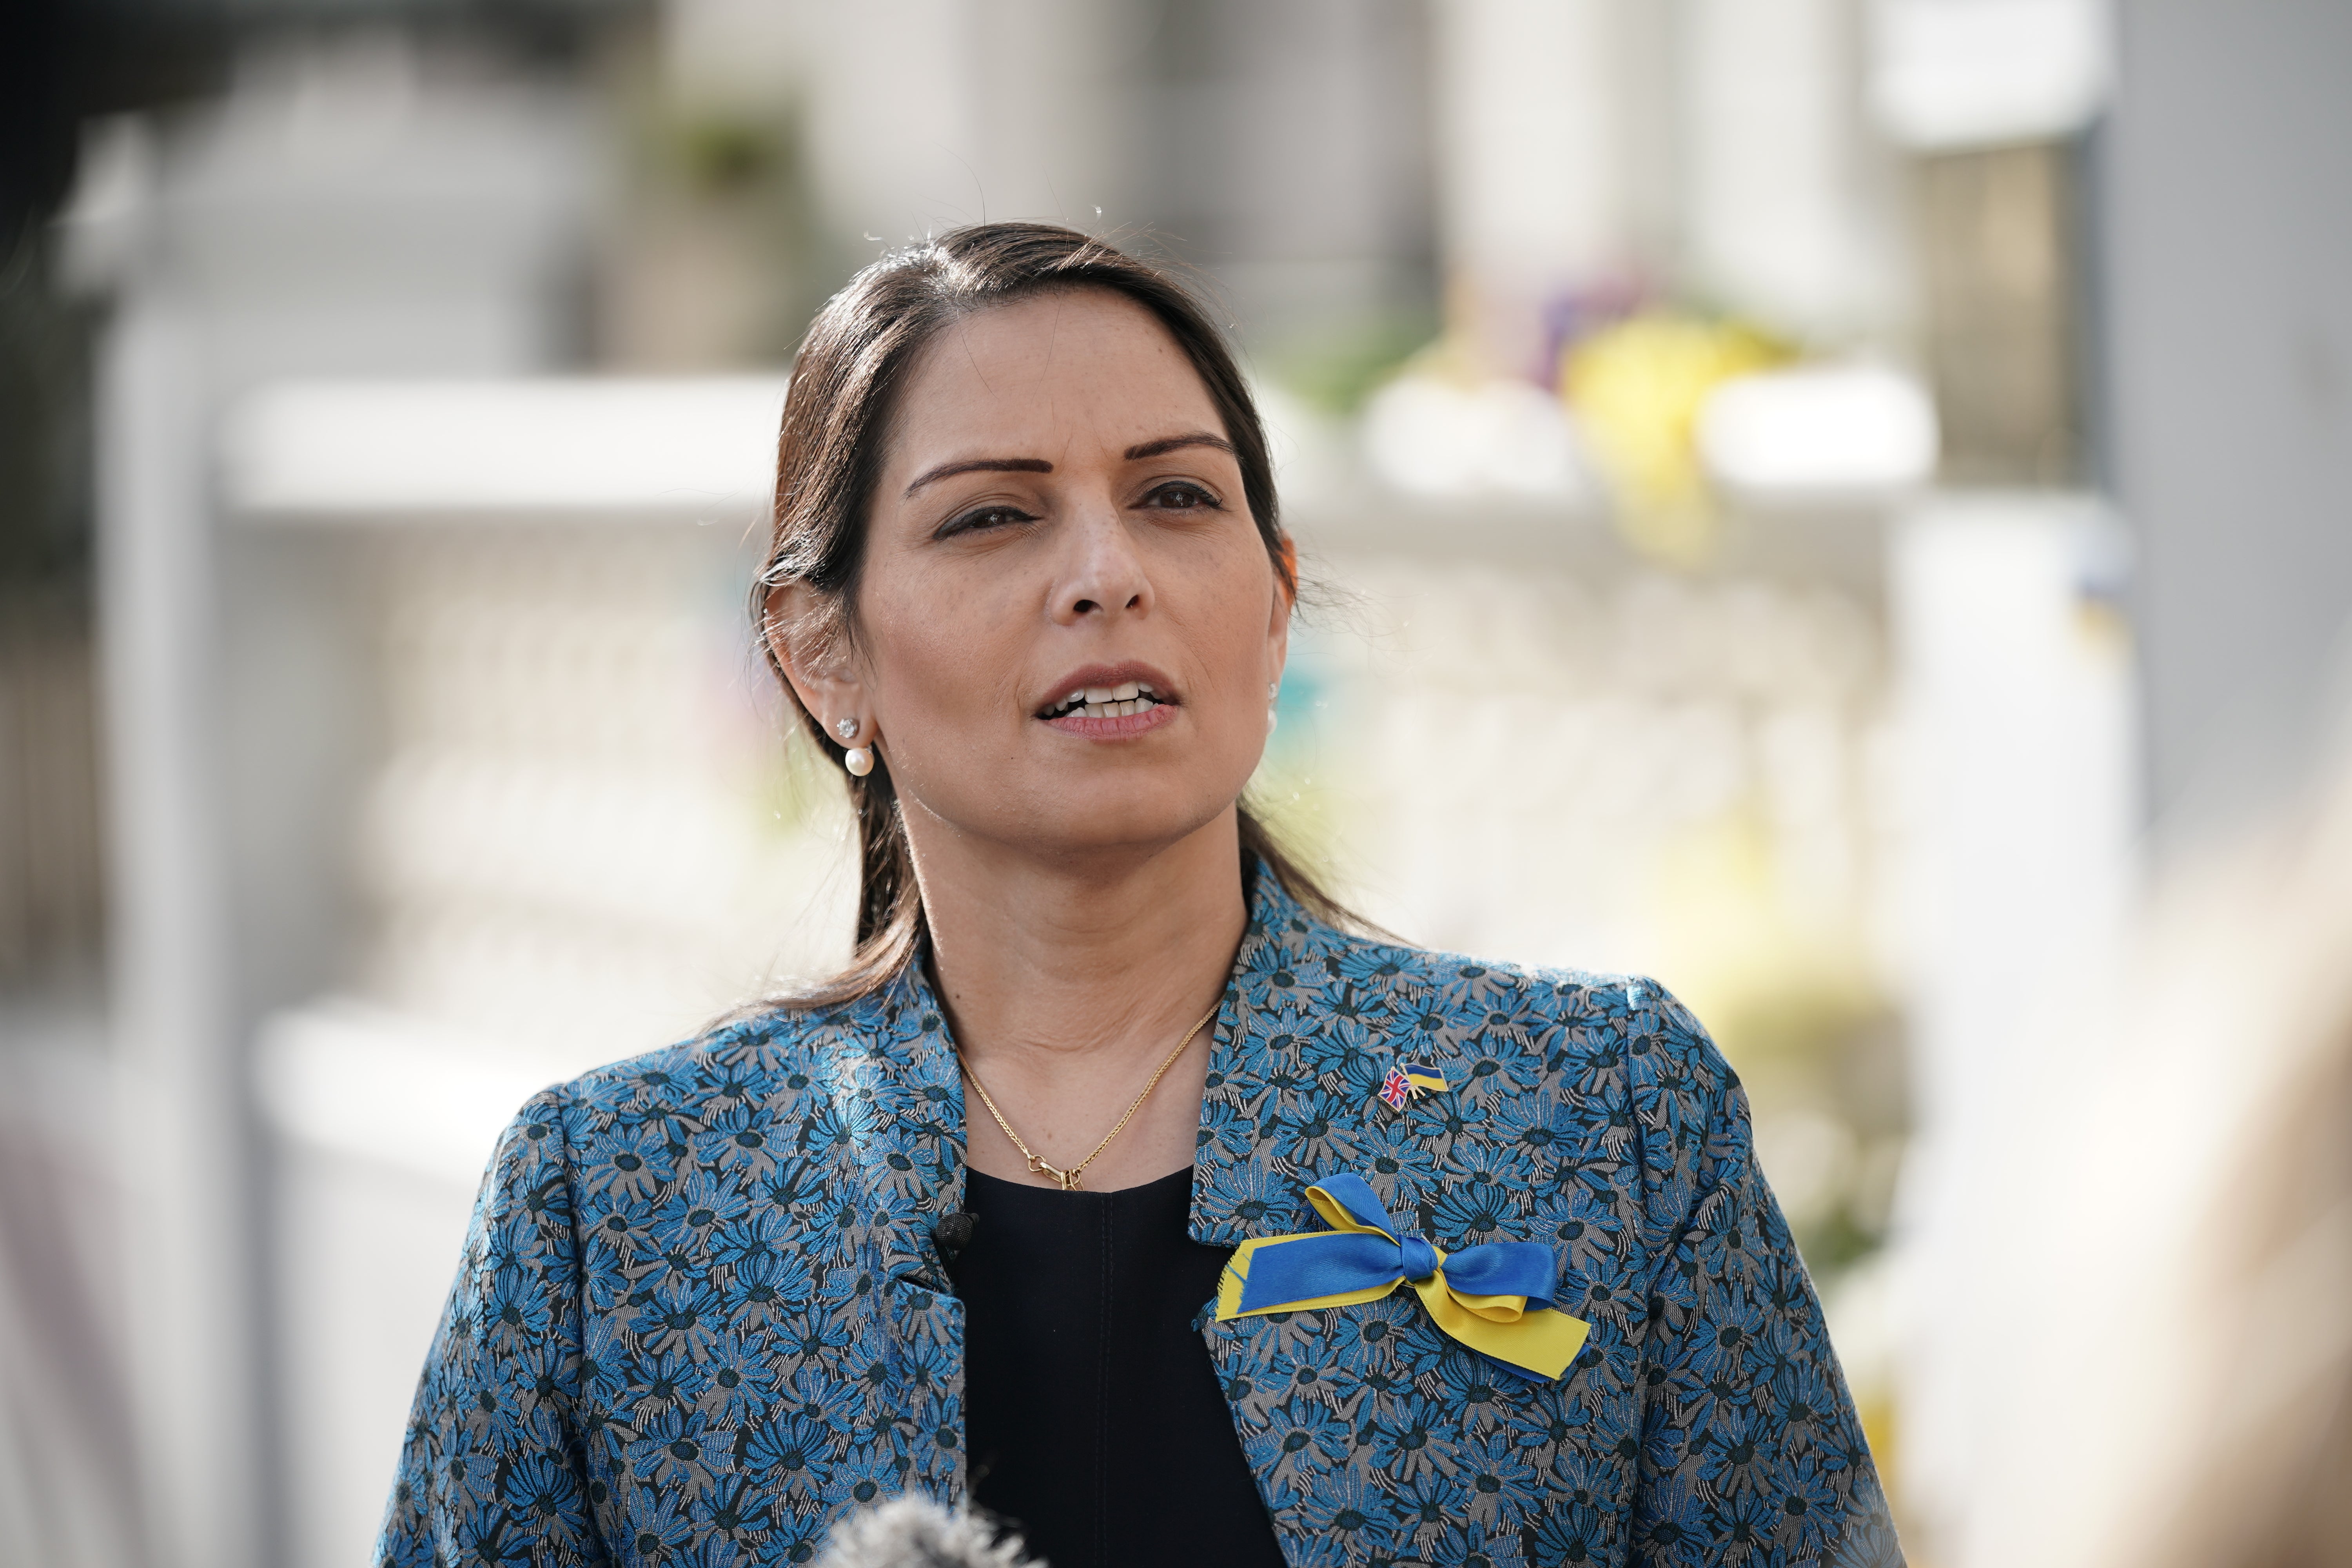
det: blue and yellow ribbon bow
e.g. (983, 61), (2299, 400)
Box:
(1216, 1174), (1590, 1382)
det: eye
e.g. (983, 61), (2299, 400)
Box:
(937, 503), (1038, 538)
(1141, 480), (1223, 512)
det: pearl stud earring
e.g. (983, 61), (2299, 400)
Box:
(1266, 680), (1279, 734)
(835, 717), (859, 740)
(844, 746), (875, 777)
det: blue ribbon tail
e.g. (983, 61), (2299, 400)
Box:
(1234, 1231), (1404, 1313)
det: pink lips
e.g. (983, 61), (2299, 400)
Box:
(1046, 703), (1179, 739)
(1036, 659), (1181, 741)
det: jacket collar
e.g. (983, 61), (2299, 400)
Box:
(1187, 868), (1400, 1247)
(1188, 867), (1328, 1245)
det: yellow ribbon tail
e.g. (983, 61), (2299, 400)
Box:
(1414, 1277), (1591, 1381)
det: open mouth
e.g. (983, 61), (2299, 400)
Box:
(1039, 680), (1171, 721)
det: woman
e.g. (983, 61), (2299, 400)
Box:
(380, 223), (1900, 1568)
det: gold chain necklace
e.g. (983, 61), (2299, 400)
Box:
(960, 999), (1222, 1191)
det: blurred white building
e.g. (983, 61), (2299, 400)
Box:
(31, 2), (2352, 1566)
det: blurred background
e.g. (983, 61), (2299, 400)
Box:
(1, 1), (2347, 1564)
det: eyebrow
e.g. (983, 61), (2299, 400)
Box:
(900, 433), (1236, 498)
(1125, 432), (1235, 461)
(903, 457), (1053, 497)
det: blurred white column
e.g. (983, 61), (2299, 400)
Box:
(95, 280), (256, 1568)
(792, 0), (1140, 243)
(1682, 0), (1907, 342)
(1884, 495), (2139, 1550)
(2098, 0), (2352, 846)
(67, 38), (596, 1568)
(1430, 0), (1633, 372)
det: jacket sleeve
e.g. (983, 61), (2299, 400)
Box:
(1626, 988), (1904, 1568)
(377, 1089), (610, 1567)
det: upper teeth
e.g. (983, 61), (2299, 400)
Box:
(1052, 682), (1158, 718)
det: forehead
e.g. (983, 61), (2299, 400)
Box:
(884, 289), (1224, 465)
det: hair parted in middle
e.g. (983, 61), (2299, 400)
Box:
(753, 221), (1358, 1007)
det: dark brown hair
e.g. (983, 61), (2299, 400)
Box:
(754, 221), (1357, 1006)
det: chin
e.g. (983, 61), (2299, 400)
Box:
(1028, 786), (1243, 862)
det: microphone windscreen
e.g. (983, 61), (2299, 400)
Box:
(814, 1494), (1039, 1568)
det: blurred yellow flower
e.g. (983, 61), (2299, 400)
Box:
(1563, 312), (1788, 567)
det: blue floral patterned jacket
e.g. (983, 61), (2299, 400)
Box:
(381, 873), (1902, 1567)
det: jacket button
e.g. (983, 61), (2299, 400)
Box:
(933, 1211), (978, 1258)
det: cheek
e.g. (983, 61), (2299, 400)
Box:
(1180, 556), (1280, 697)
(862, 566), (1024, 738)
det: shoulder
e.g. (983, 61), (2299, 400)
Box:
(1274, 910), (1746, 1214)
(1276, 913), (1735, 1102)
(514, 997), (880, 1144)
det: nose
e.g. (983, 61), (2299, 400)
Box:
(1050, 502), (1152, 624)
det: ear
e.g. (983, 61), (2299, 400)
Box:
(765, 580), (869, 736)
(1265, 534), (1294, 684)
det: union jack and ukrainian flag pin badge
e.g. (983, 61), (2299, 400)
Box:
(1378, 1059), (1450, 1111)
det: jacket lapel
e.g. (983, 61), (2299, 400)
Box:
(1190, 874), (1458, 1251)
(838, 962), (968, 1283)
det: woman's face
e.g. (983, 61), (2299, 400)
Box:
(808, 288), (1289, 870)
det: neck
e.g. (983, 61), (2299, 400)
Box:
(911, 808), (1249, 1075)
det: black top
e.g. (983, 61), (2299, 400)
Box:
(947, 1166), (1287, 1568)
